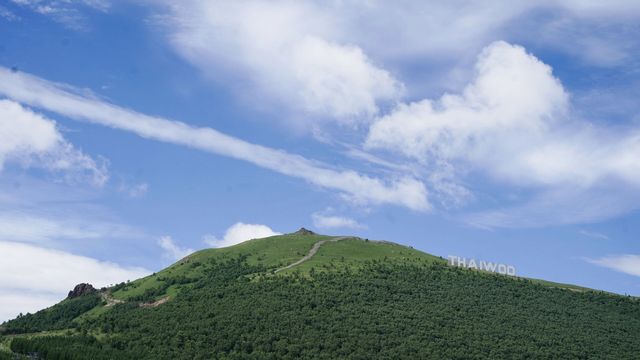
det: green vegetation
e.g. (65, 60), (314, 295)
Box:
(1, 233), (639, 359)
(279, 238), (443, 274)
(0, 350), (28, 360)
(110, 233), (329, 301)
(2, 295), (101, 334)
(0, 341), (23, 360)
(529, 278), (595, 292)
(10, 336), (135, 360)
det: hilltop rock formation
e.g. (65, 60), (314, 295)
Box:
(68, 283), (97, 298)
(295, 227), (315, 236)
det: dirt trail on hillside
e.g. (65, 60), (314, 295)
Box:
(101, 292), (124, 307)
(274, 236), (350, 273)
(140, 296), (169, 308)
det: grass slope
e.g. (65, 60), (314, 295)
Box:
(109, 233), (440, 303)
(279, 238), (444, 274)
(110, 233), (332, 301)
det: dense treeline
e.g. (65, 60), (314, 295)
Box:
(5, 257), (640, 359)
(1, 295), (101, 335)
(10, 336), (135, 360)
(0, 350), (28, 360)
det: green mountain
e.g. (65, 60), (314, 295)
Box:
(2, 230), (639, 359)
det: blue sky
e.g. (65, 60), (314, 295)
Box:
(1, 0), (639, 321)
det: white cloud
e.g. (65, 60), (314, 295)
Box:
(158, 236), (193, 261)
(162, 1), (402, 123)
(0, 212), (102, 242)
(533, 18), (635, 67)
(586, 254), (640, 277)
(203, 222), (281, 248)
(10, 0), (110, 30)
(0, 291), (59, 325)
(366, 41), (569, 169)
(0, 240), (149, 322)
(312, 213), (366, 230)
(0, 67), (428, 211)
(0, 99), (108, 187)
(0, 175), (146, 246)
(579, 230), (610, 240)
(150, 1), (640, 119)
(118, 182), (148, 198)
(0, 5), (19, 21)
(0, 210), (142, 245)
(5, 3), (638, 226)
(554, 0), (640, 17)
(464, 186), (640, 228)
(366, 41), (640, 225)
(0, 99), (61, 163)
(0, 174), (149, 323)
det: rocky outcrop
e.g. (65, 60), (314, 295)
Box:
(68, 283), (97, 298)
(294, 227), (315, 236)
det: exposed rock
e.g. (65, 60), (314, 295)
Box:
(102, 292), (124, 307)
(68, 283), (97, 298)
(140, 296), (170, 308)
(294, 227), (315, 236)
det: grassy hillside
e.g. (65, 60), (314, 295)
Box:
(1, 230), (639, 359)
(107, 232), (440, 303)
(277, 238), (443, 274)
(109, 232), (335, 302)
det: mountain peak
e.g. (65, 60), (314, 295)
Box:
(294, 227), (315, 235)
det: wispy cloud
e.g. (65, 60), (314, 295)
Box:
(579, 229), (610, 240)
(118, 182), (148, 198)
(0, 211), (106, 242)
(0, 175), (145, 246)
(0, 5), (19, 21)
(10, 0), (110, 30)
(0, 67), (428, 211)
(464, 183), (640, 229)
(586, 254), (640, 277)
(0, 210), (142, 245)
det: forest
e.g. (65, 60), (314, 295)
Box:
(2, 255), (639, 359)
(2, 294), (101, 335)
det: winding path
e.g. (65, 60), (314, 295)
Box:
(140, 296), (170, 308)
(274, 236), (350, 273)
(101, 292), (124, 307)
